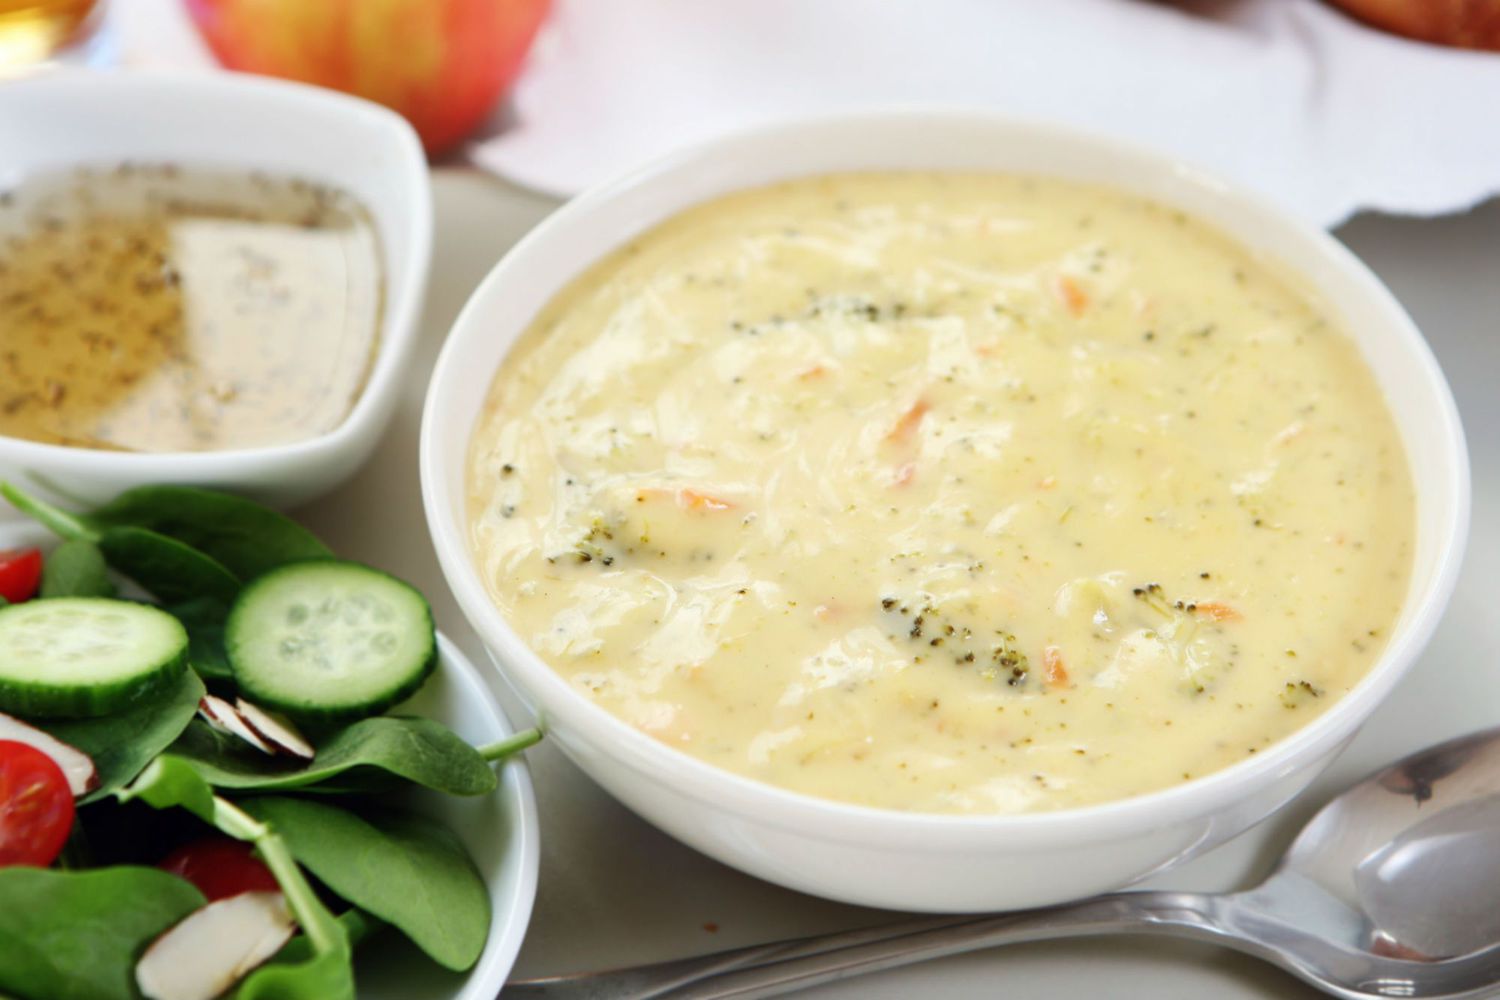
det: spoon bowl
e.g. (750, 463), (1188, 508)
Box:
(1278, 727), (1500, 964)
(511, 725), (1500, 1000)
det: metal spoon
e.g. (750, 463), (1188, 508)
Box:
(507, 725), (1500, 999)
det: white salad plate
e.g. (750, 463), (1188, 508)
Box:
(0, 70), (432, 510)
(421, 110), (1469, 913)
(360, 639), (540, 1000)
(0, 521), (539, 1000)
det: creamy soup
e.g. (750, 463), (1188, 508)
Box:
(467, 173), (1414, 814)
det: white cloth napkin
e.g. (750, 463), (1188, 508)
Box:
(470, 0), (1500, 227)
(117, 0), (1500, 228)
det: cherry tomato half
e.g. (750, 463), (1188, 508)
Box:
(159, 836), (279, 901)
(0, 548), (43, 604)
(0, 740), (75, 868)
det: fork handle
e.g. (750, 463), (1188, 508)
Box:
(504, 891), (1227, 999)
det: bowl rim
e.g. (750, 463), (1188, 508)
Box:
(421, 108), (1470, 848)
(429, 632), (540, 1000)
(0, 69), (432, 474)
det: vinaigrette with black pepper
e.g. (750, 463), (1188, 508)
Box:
(0, 164), (382, 452)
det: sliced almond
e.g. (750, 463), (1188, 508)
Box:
(234, 699), (315, 761)
(0, 710), (97, 796)
(136, 891), (294, 1000)
(197, 695), (273, 755)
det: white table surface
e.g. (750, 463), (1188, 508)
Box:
(294, 170), (1500, 999)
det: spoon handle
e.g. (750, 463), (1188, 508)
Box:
(505, 891), (1227, 999)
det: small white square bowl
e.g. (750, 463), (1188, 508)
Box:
(0, 69), (431, 510)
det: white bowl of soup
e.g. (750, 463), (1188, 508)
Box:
(0, 70), (430, 509)
(421, 112), (1468, 911)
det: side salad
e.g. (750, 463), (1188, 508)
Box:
(0, 482), (539, 1000)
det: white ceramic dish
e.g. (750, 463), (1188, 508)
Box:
(420, 112), (1469, 913)
(356, 630), (540, 1000)
(0, 521), (538, 999)
(0, 70), (431, 510)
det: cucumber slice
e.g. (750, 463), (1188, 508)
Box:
(0, 598), (188, 718)
(225, 561), (436, 721)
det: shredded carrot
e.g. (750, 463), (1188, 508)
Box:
(1037, 475), (1057, 490)
(885, 398), (930, 444)
(1042, 645), (1069, 687)
(1055, 274), (1089, 317)
(677, 488), (734, 512)
(1193, 601), (1242, 622)
(636, 487), (735, 512)
(974, 341), (1002, 358)
(892, 461), (917, 487)
(813, 602), (840, 622)
(797, 364), (828, 381)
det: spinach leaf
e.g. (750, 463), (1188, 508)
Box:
(0, 482), (91, 542)
(90, 485), (332, 579)
(39, 538), (114, 598)
(244, 798), (491, 972)
(267, 910), (381, 967)
(120, 759), (356, 1000)
(44, 668), (205, 803)
(119, 753), (217, 823)
(170, 716), (498, 796)
(1, 483), (241, 605)
(98, 526), (240, 605)
(0, 866), (205, 1000)
(236, 944), (354, 1000)
(240, 910), (374, 1000)
(165, 597), (234, 683)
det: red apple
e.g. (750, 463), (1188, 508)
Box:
(1325, 0), (1500, 50)
(184, 0), (551, 156)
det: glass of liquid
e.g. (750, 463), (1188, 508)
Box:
(0, 0), (108, 75)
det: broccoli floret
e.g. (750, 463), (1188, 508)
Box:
(880, 596), (1032, 685)
(1131, 581), (1200, 617)
(1129, 582), (1237, 695)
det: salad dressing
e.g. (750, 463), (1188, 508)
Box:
(0, 164), (382, 452)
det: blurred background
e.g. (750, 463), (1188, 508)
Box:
(3, 0), (1498, 226)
